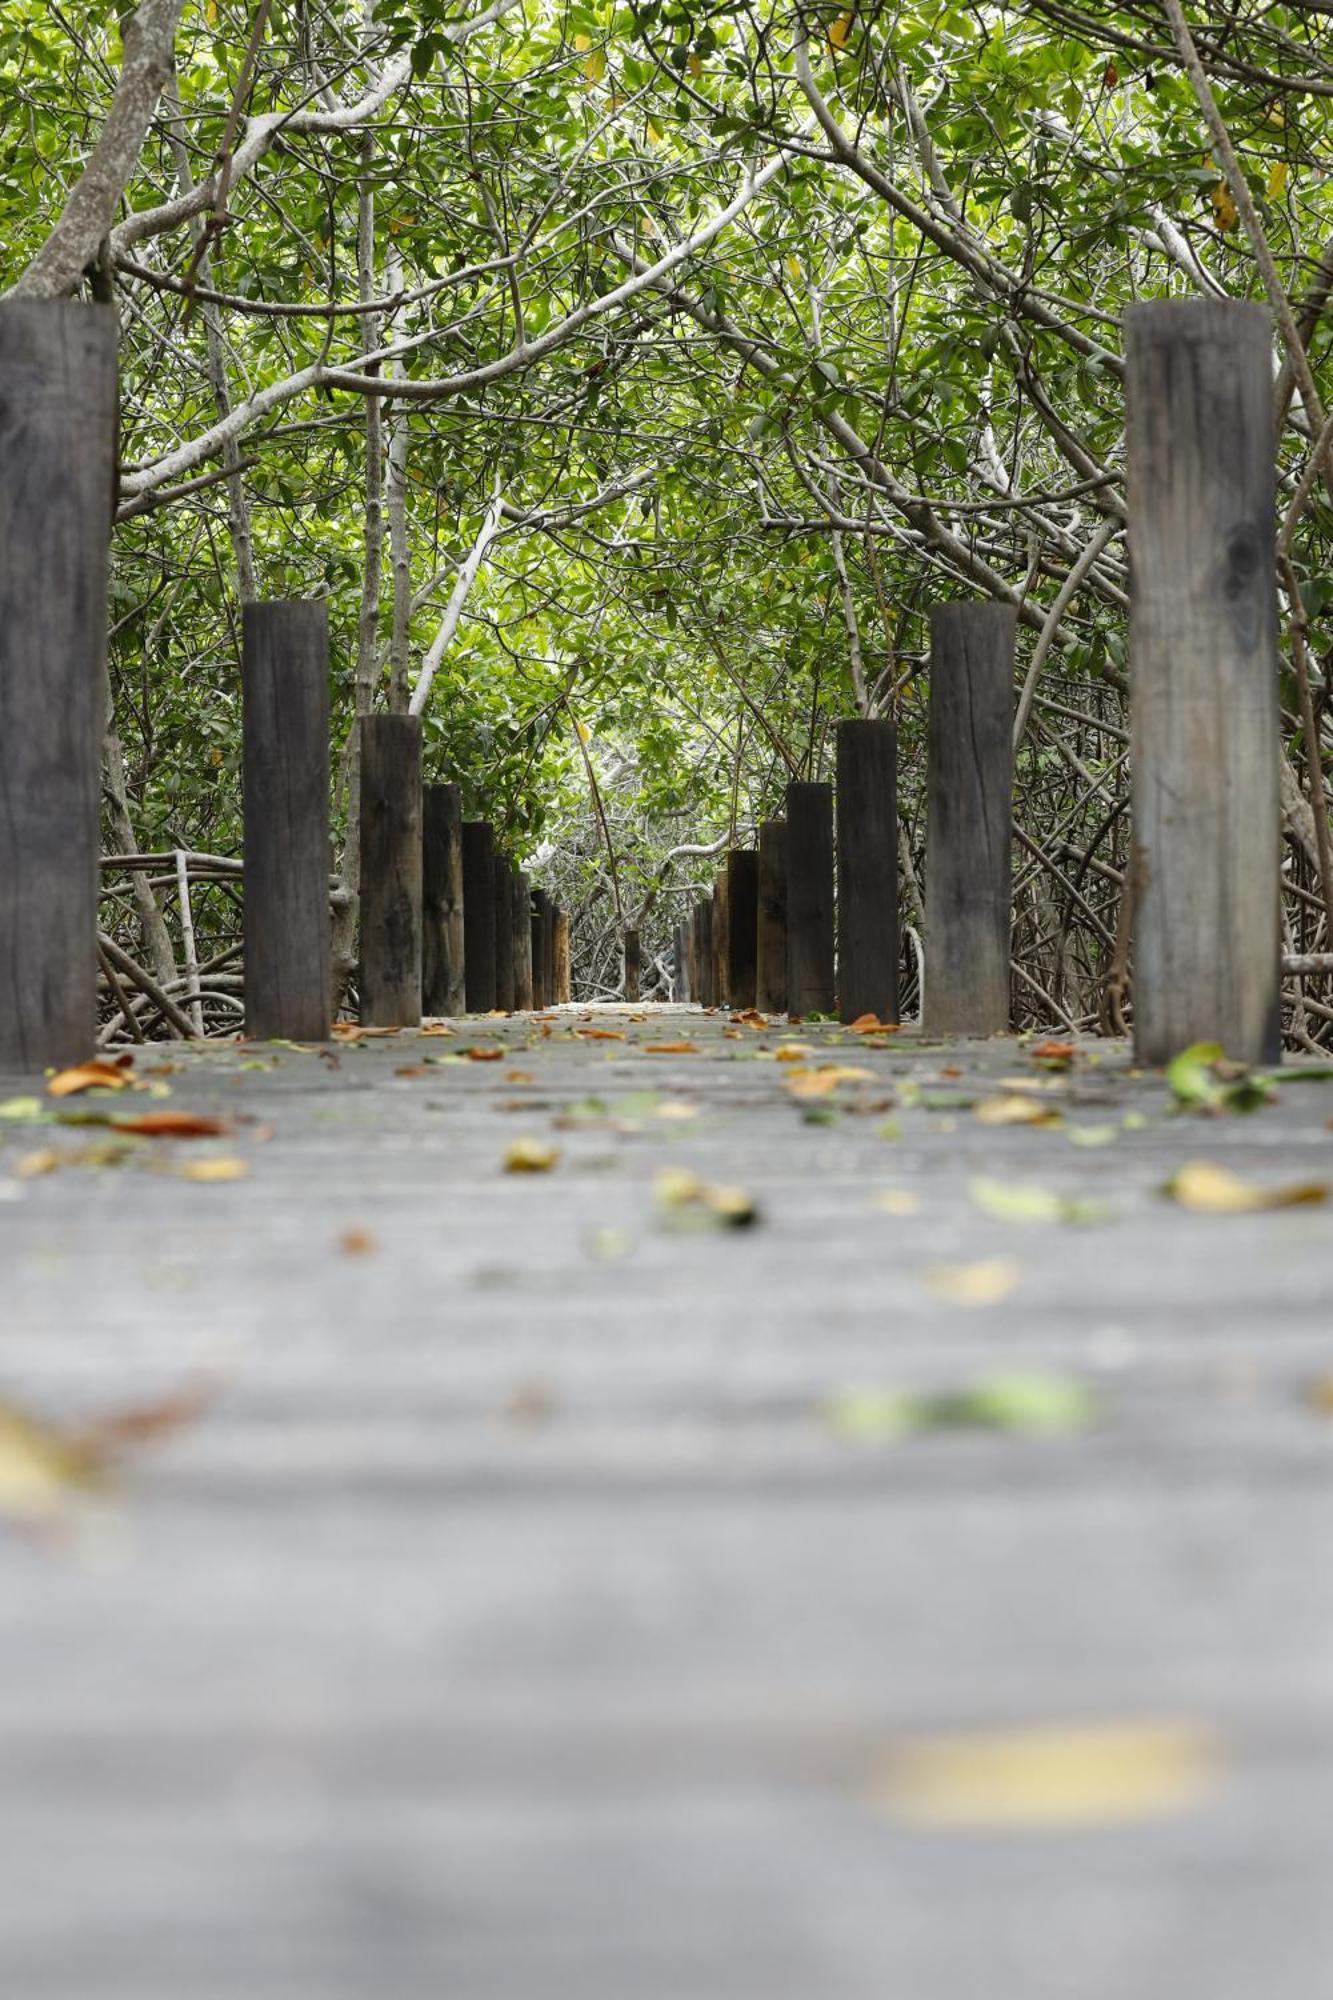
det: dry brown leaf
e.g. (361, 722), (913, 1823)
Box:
(974, 1094), (1063, 1128)
(47, 1059), (136, 1098)
(774, 1044), (814, 1063)
(338, 1225), (378, 1256)
(1031, 1038), (1078, 1068)
(179, 1155), (250, 1182)
(464, 1046), (505, 1062)
(575, 1027), (626, 1041)
(848, 1013), (899, 1034)
(644, 1041), (699, 1054)
(504, 1138), (560, 1173)
(14, 1148), (61, 1178)
(112, 1110), (229, 1139)
(331, 1023), (402, 1041)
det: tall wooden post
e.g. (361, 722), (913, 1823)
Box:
(359, 713), (422, 1028)
(1125, 300), (1280, 1064)
(461, 821), (496, 1012)
(422, 781), (465, 1017)
(493, 854), (515, 1012)
(544, 900), (558, 1005)
(0, 302), (117, 1071)
(697, 900), (714, 1007)
(925, 603), (1014, 1037)
(757, 820), (788, 1015)
(676, 922), (691, 1002)
(786, 782), (835, 1015)
(242, 601), (331, 1041)
(712, 872), (730, 1010)
(726, 850), (759, 1010)
(553, 909), (572, 1003)
(512, 868), (534, 1010)
(836, 719), (899, 1025)
(624, 928), (642, 1002)
(530, 891), (548, 1010)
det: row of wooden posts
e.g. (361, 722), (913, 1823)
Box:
(0, 294), (1289, 1071)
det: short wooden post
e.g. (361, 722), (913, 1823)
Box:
(726, 850), (759, 1009)
(530, 892), (548, 1010)
(544, 899), (558, 1005)
(925, 603), (1014, 1036)
(242, 601), (331, 1041)
(461, 821), (496, 1012)
(492, 854), (515, 1012)
(675, 921), (691, 1002)
(512, 868), (534, 1010)
(554, 909), (572, 1003)
(0, 302), (117, 1071)
(1125, 299), (1280, 1064)
(836, 719), (899, 1025)
(712, 871), (731, 1009)
(757, 820), (788, 1015)
(624, 928), (642, 1002)
(696, 900), (714, 1007)
(359, 713), (423, 1028)
(422, 781), (465, 1016)
(786, 782), (835, 1015)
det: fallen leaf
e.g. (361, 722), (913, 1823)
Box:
(1066, 1122), (1119, 1148)
(1030, 1038), (1078, 1069)
(505, 1070), (536, 1083)
(1165, 1161), (1327, 1214)
(872, 1720), (1219, 1828)
(0, 1380), (213, 1524)
(331, 1023), (401, 1041)
(111, 1110), (229, 1139)
(970, 1177), (1109, 1225)
(848, 1013), (898, 1034)
(655, 1167), (758, 1228)
(47, 1060), (136, 1098)
(504, 1138), (560, 1173)
(1167, 1041), (1273, 1114)
(924, 1257), (1021, 1306)
(0, 1097), (45, 1121)
(774, 1044), (814, 1063)
(178, 1155), (250, 1182)
(338, 1225), (378, 1255)
(14, 1148), (61, 1179)
(870, 1189), (921, 1218)
(575, 1027), (626, 1041)
(974, 1094), (1062, 1127)
(464, 1047), (505, 1062)
(643, 1041), (699, 1054)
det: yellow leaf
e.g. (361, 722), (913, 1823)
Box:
(582, 49), (605, 83)
(654, 1167), (757, 1228)
(786, 256), (803, 286)
(923, 1257), (1021, 1306)
(829, 10), (854, 50)
(974, 1094), (1062, 1127)
(871, 1720), (1220, 1829)
(0, 1402), (103, 1519)
(573, 31), (591, 50)
(47, 1060), (135, 1098)
(1165, 1161), (1327, 1214)
(15, 1148), (61, 1178)
(774, 1043), (815, 1062)
(687, 50), (703, 79)
(1267, 160), (1289, 198)
(504, 1138), (560, 1173)
(646, 118), (663, 144)
(180, 1155), (250, 1182)
(870, 1189), (921, 1218)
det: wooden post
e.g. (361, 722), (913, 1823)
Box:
(493, 854), (515, 1012)
(757, 820), (788, 1015)
(676, 921), (691, 1003)
(1125, 299), (1280, 1064)
(697, 900), (714, 1007)
(786, 782), (835, 1016)
(553, 909), (572, 1003)
(241, 601), (331, 1041)
(712, 871), (730, 1009)
(925, 603), (1015, 1037)
(422, 782), (465, 1017)
(0, 302), (117, 1071)
(359, 713), (423, 1028)
(530, 892), (548, 1010)
(544, 899), (558, 1006)
(623, 928), (642, 1002)
(512, 868), (534, 1010)
(461, 821), (496, 1013)
(726, 850), (759, 1010)
(836, 719), (899, 1025)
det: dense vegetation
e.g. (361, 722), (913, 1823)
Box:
(6, 1), (1333, 1029)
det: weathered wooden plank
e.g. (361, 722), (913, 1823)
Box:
(512, 868), (534, 1011)
(786, 783), (835, 1016)
(0, 302), (117, 1071)
(358, 714), (422, 1028)
(493, 855), (515, 1013)
(422, 782), (465, 1017)
(240, 602), (331, 1043)
(925, 604), (1014, 1037)
(726, 850), (759, 1011)
(554, 909), (572, 1004)
(836, 720), (899, 1026)
(757, 820), (788, 1016)
(623, 928), (642, 1003)
(1125, 299), (1281, 1065)
(462, 822), (497, 1013)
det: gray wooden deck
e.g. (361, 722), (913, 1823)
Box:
(3, 1005), (1333, 1997)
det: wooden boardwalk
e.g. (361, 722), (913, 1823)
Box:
(3, 1005), (1333, 1996)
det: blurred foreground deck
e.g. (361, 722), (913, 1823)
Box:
(2, 1006), (1333, 1997)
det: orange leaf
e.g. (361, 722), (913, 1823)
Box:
(644, 1041), (699, 1054)
(1031, 1038), (1078, 1068)
(576, 1028), (627, 1041)
(47, 1060), (135, 1098)
(464, 1046), (505, 1062)
(112, 1110), (228, 1139)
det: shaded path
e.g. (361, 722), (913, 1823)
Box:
(2, 1007), (1333, 1996)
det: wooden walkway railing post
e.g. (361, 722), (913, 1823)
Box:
(836, 719), (899, 1025)
(785, 782), (835, 1015)
(1125, 299), (1281, 1064)
(726, 849), (759, 1010)
(675, 921), (691, 1002)
(241, 600), (331, 1041)
(554, 909), (572, 1003)
(530, 889), (548, 1010)
(757, 820), (788, 1015)
(512, 867), (534, 1010)
(359, 713), (423, 1028)
(422, 781), (465, 1016)
(0, 302), (117, 1071)
(461, 821), (496, 1013)
(493, 854), (515, 1012)
(712, 871), (731, 1010)
(697, 899), (714, 1008)
(623, 927), (641, 1002)
(545, 900), (559, 1005)
(925, 604), (1015, 1036)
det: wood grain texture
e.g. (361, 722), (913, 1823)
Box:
(359, 714), (423, 1028)
(0, 302), (117, 1071)
(757, 821), (788, 1016)
(554, 910), (572, 1003)
(1125, 299), (1281, 1065)
(512, 868), (534, 1011)
(242, 602), (331, 1042)
(712, 874), (730, 1011)
(674, 922), (690, 1002)
(531, 890), (553, 1011)
(545, 901), (558, 1006)
(696, 900), (714, 1008)
(836, 720), (899, 1026)
(925, 605), (1015, 1037)
(462, 822), (497, 1014)
(726, 850), (759, 1011)
(493, 855), (515, 1013)
(623, 929), (642, 1003)
(786, 783), (835, 1016)
(422, 783), (465, 1017)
